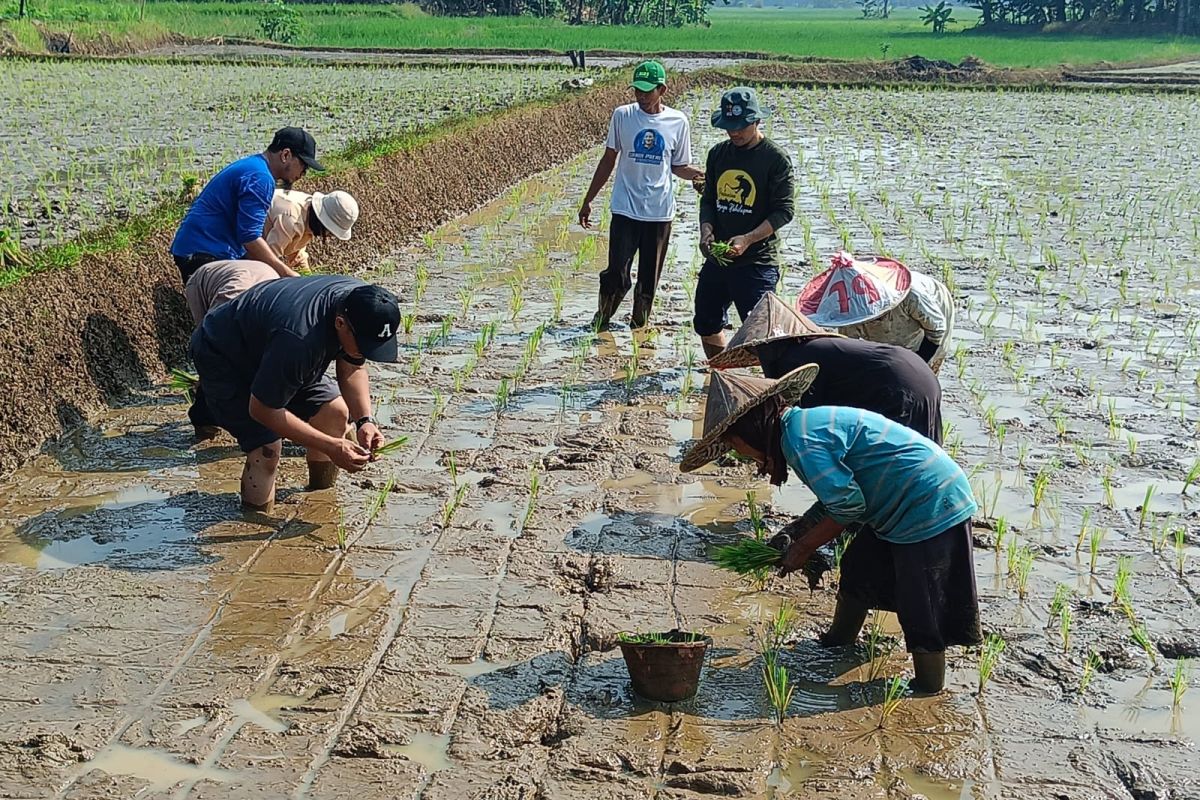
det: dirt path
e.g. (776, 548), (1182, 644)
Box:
(1, 86), (1199, 799)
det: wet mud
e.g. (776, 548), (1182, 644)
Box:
(0, 86), (1198, 799)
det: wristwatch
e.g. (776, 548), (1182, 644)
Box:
(354, 415), (377, 429)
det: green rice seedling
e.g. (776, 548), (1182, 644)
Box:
(1169, 659), (1190, 708)
(1139, 485), (1157, 530)
(1075, 509), (1092, 553)
(508, 277), (525, 321)
(1012, 546), (1035, 601)
(441, 483), (468, 528)
(1032, 462), (1054, 509)
(522, 463), (541, 528)
(763, 660), (795, 725)
(1183, 460), (1200, 495)
(401, 312), (415, 335)
(1089, 527), (1105, 574)
(414, 265), (429, 302)
(978, 633), (1005, 693)
(457, 287), (474, 321)
(1112, 555), (1133, 613)
(832, 531), (854, 581)
(167, 368), (199, 403)
(993, 517), (1008, 552)
(1130, 623), (1157, 668)
(409, 352), (423, 377)
(1101, 468), (1115, 509)
(372, 435), (410, 460)
(1006, 535), (1019, 577)
(759, 601), (797, 654)
(446, 451), (458, 487)
(0, 229), (31, 270)
(1079, 649), (1103, 695)
(709, 241), (735, 267)
(1049, 583), (1072, 618)
(1126, 434), (1139, 458)
(1059, 605), (1073, 653)
(549, 273), (566, 321)
(617, 631), (700, 645)
(335, 509), (348, 553)
(865, 612), (894, 681)
(879, 676), (907, 727)
(712, 538), (781, 576)
(494, 378), (511, 412)
(1175, 527), (1187, 577)
(366, 476), (394, 526)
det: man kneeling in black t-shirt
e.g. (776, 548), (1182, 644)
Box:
(696, 87), (795, 361)
(191, 276), (401, 512)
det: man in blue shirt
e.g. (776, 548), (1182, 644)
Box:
(191, 276), (400, 513)
(171, 127), (324, 284)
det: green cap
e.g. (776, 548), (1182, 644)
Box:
(630, 60), (666, 92)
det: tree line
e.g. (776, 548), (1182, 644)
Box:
(968, 0), (1199, 31)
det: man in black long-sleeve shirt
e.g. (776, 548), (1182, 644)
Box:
(695, 87), (795, 360)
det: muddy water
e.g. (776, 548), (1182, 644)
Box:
(1, 88), (1199, 799)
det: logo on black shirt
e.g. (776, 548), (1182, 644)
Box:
(716, 169), (756, 214)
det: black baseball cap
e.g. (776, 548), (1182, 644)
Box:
(269, 126), (325, 172)
(343, 285), (401, 363)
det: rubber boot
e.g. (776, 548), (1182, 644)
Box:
(306, 461), (339, 491)
(819, 596), (869, 647)
(911, 651), (946, 694)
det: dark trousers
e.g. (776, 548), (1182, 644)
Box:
(173, 251), (221, 429)
(173, 252), (221, 286)
(595, 214), (672, 329)
(692, 261), (779, 337)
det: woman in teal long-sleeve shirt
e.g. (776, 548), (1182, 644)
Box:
(681, 365), (982, 693)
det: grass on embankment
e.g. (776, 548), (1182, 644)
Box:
(4, 3), (1200, 67)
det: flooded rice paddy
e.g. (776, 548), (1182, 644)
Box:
(0, 86), (1198, 798)
(1, 59), (582, 250)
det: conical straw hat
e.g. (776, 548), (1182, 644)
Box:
(679, 363), (819, 473)
(708, 293), (840, 370)
(797, 251), (911, 328)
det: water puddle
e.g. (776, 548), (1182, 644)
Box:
(81, 743), (238, 790)
(381, 732), (454, 772)
(228, 691), (313, 734)
(1081, 674), (1199, 741)
(766, 748), (824, 792)
(443, 658), (515, 678)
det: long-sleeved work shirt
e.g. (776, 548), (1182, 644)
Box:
(779, 405), (976, 544)
(263, 189), (316, 270)
(699, 136), (794, 269)
(839, 269), (955, 352)
(171, 154), (275, 261)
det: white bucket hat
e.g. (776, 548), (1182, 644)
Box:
(312, 191), (359, 241)
(797, 251), (911, 328)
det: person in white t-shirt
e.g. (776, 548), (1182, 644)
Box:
(578, 60), (704, 331)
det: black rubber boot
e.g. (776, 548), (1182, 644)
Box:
(819, 597), (869, 647)
(911, 651), (946, 693)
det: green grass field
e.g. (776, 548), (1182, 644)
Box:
(5, 2), (1200, 66)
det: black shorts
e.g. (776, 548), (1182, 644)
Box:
(693, 261), (779, 337)
(192, 340), (340, 453)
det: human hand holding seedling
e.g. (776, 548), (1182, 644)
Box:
(727, 235), (752, 257)
(357, 421), (384, 455)
(327, 439), (371, 471)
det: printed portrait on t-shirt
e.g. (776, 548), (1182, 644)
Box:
(629, 128), (665, 164)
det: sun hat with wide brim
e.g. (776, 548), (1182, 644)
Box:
(708, 293), (841, 370)
(797, 251), (912, 328)
(312, 190), (359, 241)
(679, 363), (820, 473)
